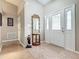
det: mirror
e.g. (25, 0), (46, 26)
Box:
(32, 14), (40, 46)
(32, 14), (40, 34)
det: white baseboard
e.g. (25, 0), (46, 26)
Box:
(63, 47), (79, 55)
(65, 48), (75, 52)
(0, 48), (1, 52)
(2, 39), (18, 42)
(68, 50), (79, 55)
(45, 40), (50, 44)
(19, 40), (26, 48)
(74, 51), (79, 54)
(0, 47), (2, 53)
(45, 40), (79, 55)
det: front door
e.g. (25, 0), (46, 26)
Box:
(50, 11), (65, 47)
(45, 5), (75, 50)
(64, 5), (75, 51)
(45, 11), (65, 47)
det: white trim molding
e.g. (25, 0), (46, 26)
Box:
(2, 39), (18, 42)
(0, 45), (2, 53)
(19, 40), (26, 48)
(65, 48), (79, 55)
(75, 51), (79, 54)
(0, 48), (1, 52)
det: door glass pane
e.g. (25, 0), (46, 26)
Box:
(36, 19), (39, 30)
(33, 18), (40, 33)
(66, 10), (72, 30)
(52, 14), (61, 30)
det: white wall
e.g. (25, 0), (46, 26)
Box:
(17, 13), (22, 43)
(1, 1), (18, 42)
(17, 0), (24, 46)
(24, 0), (44, 46)
(18, 9), (25, 47)
(44, 0), (79, 51)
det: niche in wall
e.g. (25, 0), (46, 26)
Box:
(0, 13), (2, 26)
(7, 18), (14, 26)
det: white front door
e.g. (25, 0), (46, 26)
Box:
(45, 11), (65, 47)
(50, 11), (65, 47)
(45, 5), (75, 50)
(64, 5), (75, 51)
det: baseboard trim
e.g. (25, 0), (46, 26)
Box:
(2, 39), (18, 42)
(74, 51), (79, 54)
(19, 40), (26, 48)
(45, 40), (50, 44)
(0, 48), (1, 52)
(63, 47), (79, 55)
(45, 40), (79, 55)
(0, 46), (2, 53)
(65, 48), (74, 52)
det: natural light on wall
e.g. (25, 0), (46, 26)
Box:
(47, 17), (49, 30)
(45, 16), (49, 30)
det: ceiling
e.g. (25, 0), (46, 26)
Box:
(36, 0), (51, 5)
(6, 0), (23, 7)
(6, 0), (52, 6)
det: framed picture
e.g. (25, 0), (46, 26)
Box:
(0, 13), (2, 26)
(7, 18), (14, 26)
